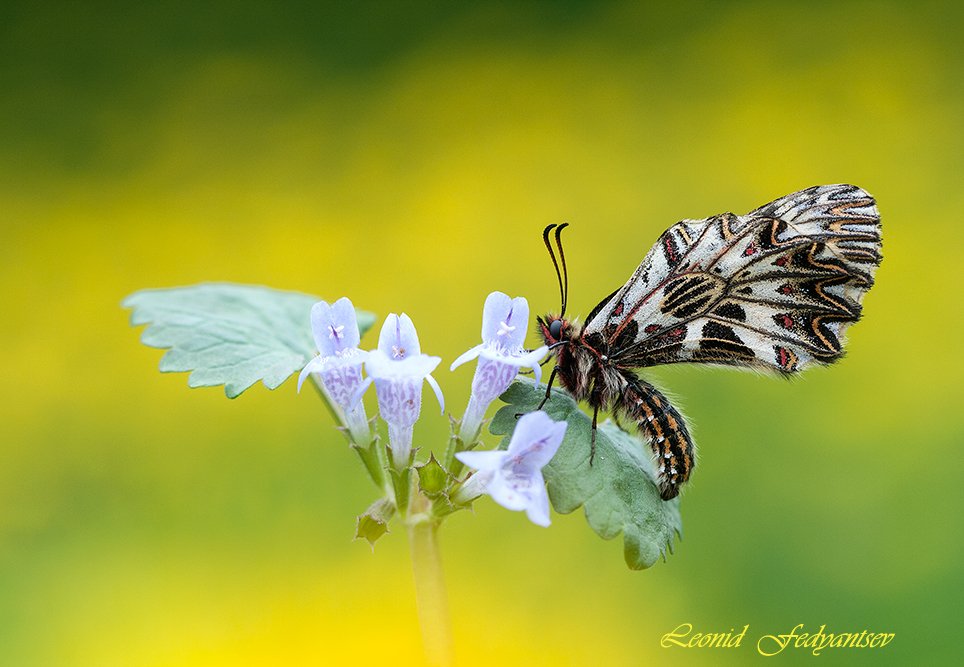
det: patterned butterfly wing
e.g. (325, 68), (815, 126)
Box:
(583, 184), (882, 373)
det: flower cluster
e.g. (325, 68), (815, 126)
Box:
(299, 291), (566, 526)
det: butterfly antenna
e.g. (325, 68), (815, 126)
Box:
(554, 223), (570, 317)
(542, 224), (565, 313)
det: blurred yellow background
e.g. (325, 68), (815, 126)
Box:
(2, 1), (961, 665)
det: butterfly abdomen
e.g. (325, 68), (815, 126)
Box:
(620, 378), (695, 500)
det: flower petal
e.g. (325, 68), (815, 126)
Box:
(524, 473), (552, 527)
(481, 293), (530, 351)
(480, 291), (513, 343)
(506, 410), (556, 454)
(374, 377), (423, 428)
(478, 344), (548, 368)
(367, 351), (441, 380)
(377, 314), (399, 357)
(469, 357), (520, 406)
(503, 296), (531, 350)
(297, 355), (326, 392)
(449, 344), (483, 371)
(514, 345), (549, 368)
(378, 313), (421, 359)
(311, 298), (362, 357)
(507, 411), (566, 468)
(425, 373), (445, 414)
(349, 376), (374, 409)
(529, 359), (543, 385)
(330, 297), (361, 349)
(456, 450), (506, 472)
(484, 469), (530, 512)
(310, 301), (335, 355)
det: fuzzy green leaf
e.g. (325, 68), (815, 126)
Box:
(123, 283), (376, 398)
(491, 379), (682, 570)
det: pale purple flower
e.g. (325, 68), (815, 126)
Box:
(455, 410), (566, 527)
(357, 313), (444, 468)
(297, 298), (371, 443)
(450, 292), (547, 442)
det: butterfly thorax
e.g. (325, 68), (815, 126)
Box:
(538, 314), (628, 409)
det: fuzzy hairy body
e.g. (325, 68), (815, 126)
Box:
(541, 319), (695, 500)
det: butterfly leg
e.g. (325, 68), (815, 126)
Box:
(612, 388), (627, 430)
(535, 365), (559, 410)
(589, 403), (600, 465)
(515, 365), (559, 419)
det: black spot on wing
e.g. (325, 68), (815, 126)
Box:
(660, 273), (726, 319)
(712, 302), (747, 322)
(609, 319), (639, 354)
(662, 232), (683, 266)
(673, 295), (714, 318)
(620, 325), (687, 367)
(695, 320), (755, 362)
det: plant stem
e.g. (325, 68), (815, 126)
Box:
(407, 519), (453, 667)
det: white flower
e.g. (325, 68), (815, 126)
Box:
(456, 411), (566, 527)
(297, 298), (370, 443)
(450, 292), (547, 441)
(357, 313), (444, 467)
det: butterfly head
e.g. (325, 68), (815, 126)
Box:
(537, 314), (573, 347)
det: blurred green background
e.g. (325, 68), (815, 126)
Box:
(2, 1), (962, 665)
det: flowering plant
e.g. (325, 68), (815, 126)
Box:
(124, 282), (682, 666)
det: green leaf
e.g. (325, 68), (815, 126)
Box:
(491, 379), (682, 570)
(123, 283), (376, 398)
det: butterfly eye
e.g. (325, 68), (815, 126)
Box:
(549, 319), (563, 341)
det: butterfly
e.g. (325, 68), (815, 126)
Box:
(536, 184), (882, 500)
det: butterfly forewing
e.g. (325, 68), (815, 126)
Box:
(583, 184), (882, 374)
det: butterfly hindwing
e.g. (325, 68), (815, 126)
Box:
(583, 184), (882, 374)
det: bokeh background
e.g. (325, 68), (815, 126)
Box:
(2, 1), (962, 665)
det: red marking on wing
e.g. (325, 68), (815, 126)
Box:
(613, 301), (624, 317)
(778, 283), (795, 295)
(774, 313), (794, 329)
(664, 236), (678, 263)
(644, 324), (660, 334)
(774, 345), (798, 372)
(605, 270), (702, 345)
(744, 242), (758, 256)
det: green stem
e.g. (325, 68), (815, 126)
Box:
(407, 520), (453, 667)
(310, 379), (395, 502)
(442, 430), (461, 472)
